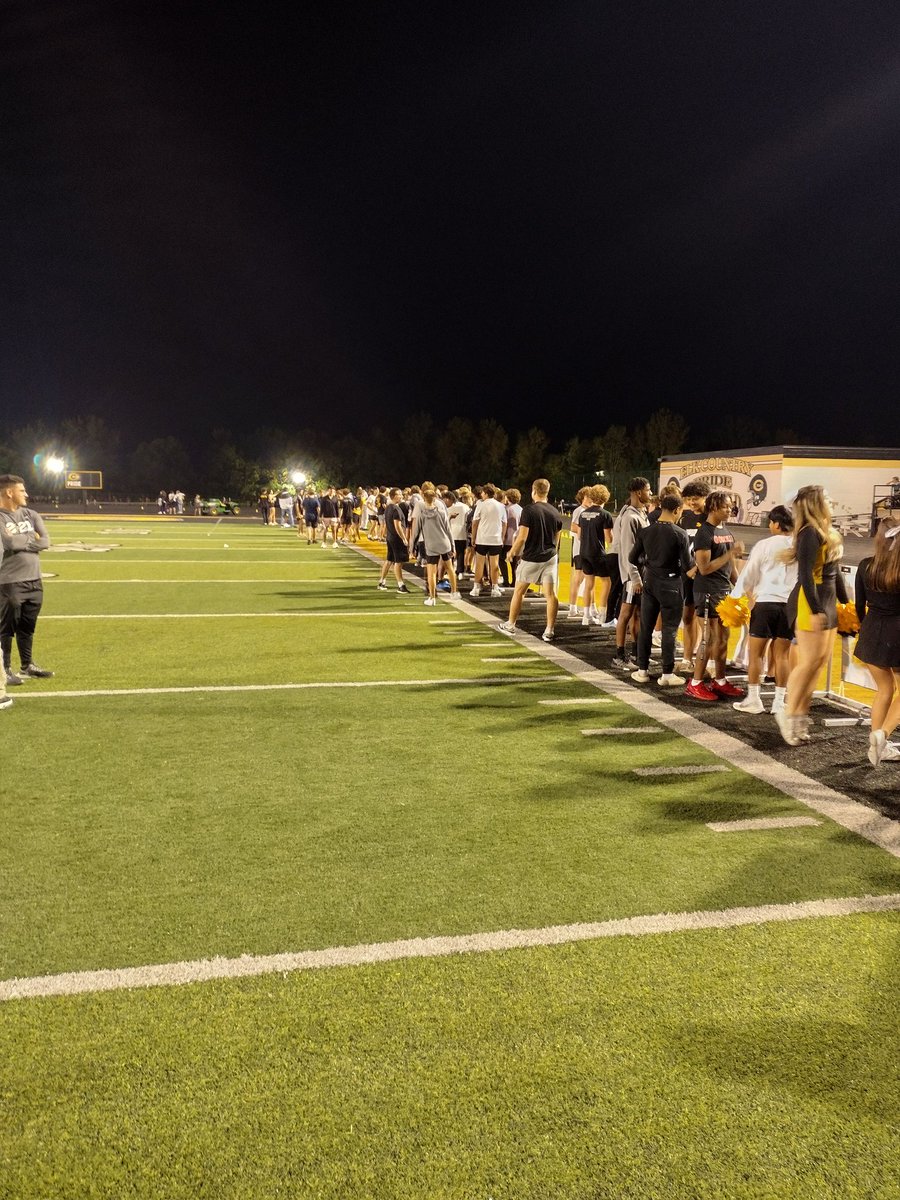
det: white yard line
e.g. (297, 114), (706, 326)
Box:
(46, 579), (358, 584)
(40, 610), (459, 620)
(539, 698), (612, 706)
(10, 675), (572, 700)
(4, 892), (899, 1001)
(707, 817), (823, 832)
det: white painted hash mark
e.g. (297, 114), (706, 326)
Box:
(706, 816), (823, 833)
(581, 727), (664, 736)
(633, 765), (731, 777)
(4, 893), (899, 1001)
(539, 698), (613, 706)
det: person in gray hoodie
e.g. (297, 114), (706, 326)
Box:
(0, 474), (53, 684)
(408, 484), (459, 606)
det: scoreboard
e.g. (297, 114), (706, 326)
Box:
(64, 470), (103, 490)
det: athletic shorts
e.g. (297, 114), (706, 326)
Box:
(682, 578), (695, 607)
(694, 591), (729, 621)
(749, 601), (792, 641)
(516, 556), (558, 587)
(322, 517), (338, 528)
(580, 555), (609, 577)
(304, 515), (319, 528)
(572, 553), (582, 571)
(386, 540), (408, 564)
(474, 543), (503, 557)
(425, 552), (452, 565)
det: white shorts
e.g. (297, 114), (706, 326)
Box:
(516, 556), (558, 587)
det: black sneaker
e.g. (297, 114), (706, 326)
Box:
(4, 669), (24, 686)
(21, 664), (54, 678)
(396, 584), (409, 593)
(377, 581), (388, 590)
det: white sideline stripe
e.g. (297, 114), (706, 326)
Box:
(362, 542), (900, 859)
(460, 642), (501, 647)
(428, 620), (467, 625)
(40, 611), (446, 620)
(582, 727), (663, 736)
(10, 675), (572, 700)
(539, 698), (612, 706)
(72, 559), (372, 565)
(634, 765), (731, 777)
(5, 893), (899, 1001)
(707, 816), (823, 833)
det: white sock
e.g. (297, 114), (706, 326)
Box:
(747, 683), (760, 701)
(715, 677), (727, 686)
(597, 608), (606, 622)
(774, 686), (786, 703)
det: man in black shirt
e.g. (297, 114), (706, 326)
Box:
(377, 488), (411, 593)
(497, 478), (563, 642)
(628, 491), (692, 684)
(676, 480), (711, 671)
(570, 484), (614, 628)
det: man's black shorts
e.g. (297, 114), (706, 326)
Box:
(682, 578), (695, 607)
(474, 543), (503, 556)
(749, 601), (792, 641)
(386, 540), (408, 564)
(424, 552), (452, 565)
(580, 555), (609, 577)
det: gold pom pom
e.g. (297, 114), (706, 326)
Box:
(836, 601), (860, 635)
(716, 594), (751, 628)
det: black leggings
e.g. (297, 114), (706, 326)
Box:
(0, 580), (44, 668)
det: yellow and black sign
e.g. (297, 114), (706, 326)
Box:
(65, 470), (103, 490)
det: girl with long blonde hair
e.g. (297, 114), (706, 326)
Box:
(776, 485), (848, 746)
(854, 516), (900, 766)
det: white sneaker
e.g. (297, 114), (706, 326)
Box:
(601, 618), (618, 628)
(651, 632), (662, 648)
(424, 597), (436, 607)
(590, 611), (603, 626)
(582, 616), (590, 627)
(882, 742), (900, 762)
(675, 659), (693, 674)
(470, 586), (482, 598)
(542, 628), (555, 642)
(775, 710), (801, 747)
(868, 729), (887, 767)
(657, 673), (682, 687)
(490, 586), (503, 598)
(733, 696), (765, 714)
(631, 669), (650, 683)
(497, 622), (518, 636)
(568, 608), (580, 620)
(448, 591), (461, 600)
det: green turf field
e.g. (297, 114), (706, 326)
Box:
(2, 521), (898, 1199)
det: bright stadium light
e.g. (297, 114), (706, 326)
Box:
(46, 455), (66, 474)
(291, 470), (306, 485)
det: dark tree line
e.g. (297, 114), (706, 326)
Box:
(0, 410), (799, 505)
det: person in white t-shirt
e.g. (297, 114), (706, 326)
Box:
(469, 485), (507, 598)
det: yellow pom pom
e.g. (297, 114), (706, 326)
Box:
(716, 594), (751, 628)
(836, 601), (860, 635)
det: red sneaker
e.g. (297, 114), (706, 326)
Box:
(710, 680), (745, 699)
(685, 679), (720, 702)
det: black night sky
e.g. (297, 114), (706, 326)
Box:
(4, 0), (900, 455)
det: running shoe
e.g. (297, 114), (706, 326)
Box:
(541, 628), (556, 642)
(437, 580), (451, 592)
(568, 608), (581, 620)
(447, 591), (461, 600)
(424, 597), (436, 606)
(4, 670), (24, 686)
(0, 696), (12, 711)
(377, 581), (388, 590)
(490, 586), (503, 598)
(630, 669), (650, 684)
(497, 622), (518, 636)
(657, 673), (682, 687)
(612, 656), (639, 671)
(684, 679), (719, 702)
(733, 695), (764, 714)
(775, 710), (802, 747)
(396, 584), (410, 593)
(676, 659), (694, 674)
(710, 680), (744, 699)
(470, 585), (482, 598)
(881, 741), (900, 762)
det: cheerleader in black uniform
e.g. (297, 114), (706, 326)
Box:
(855, 517), (900, 767)
(777, 485), (848, 746)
